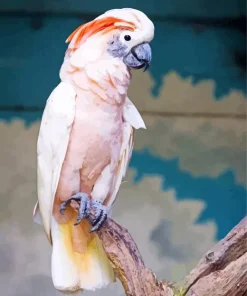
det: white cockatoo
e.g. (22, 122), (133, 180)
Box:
(33, 8), (154, 293)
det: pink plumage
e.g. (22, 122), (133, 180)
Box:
(34, 8), (154, 293)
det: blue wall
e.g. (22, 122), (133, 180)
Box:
(1, 0), (245, 17)
(1, 14), (246, 116)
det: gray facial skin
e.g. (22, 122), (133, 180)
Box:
(108, 35), (152, 71)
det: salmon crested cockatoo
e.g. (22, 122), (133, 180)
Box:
(33, 8), (154, 293)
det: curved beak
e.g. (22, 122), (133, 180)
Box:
(123, 42), (152, 72)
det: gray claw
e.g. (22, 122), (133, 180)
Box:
(74, 193), (91, 226)
(60, 198), (78, 215)
(89, 201), (108, 233)
(59, 192), (90, 225)
(59, 202), (67, 215)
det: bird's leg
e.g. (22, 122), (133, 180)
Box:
(89, 200), (109, 233)
(59, 192), (91, 226)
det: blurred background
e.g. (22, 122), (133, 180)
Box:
(0, 1), (246, 295)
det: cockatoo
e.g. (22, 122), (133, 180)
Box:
(33, 8), (154, 293)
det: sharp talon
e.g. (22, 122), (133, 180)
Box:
(59, 193), (90, 226)
(74, 198), (86, 226)
(60, 201), (70, 215)
(74, 216), (82, 226)
(91, 208), (106, 227)
(92, 208), (103, 226)
(89, 214), (107, 233)
(89, 201), (108, 232)
(89, 226), (98, 233)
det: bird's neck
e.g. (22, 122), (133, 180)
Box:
(60, 50), (131, 106)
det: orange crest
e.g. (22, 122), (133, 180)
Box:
(66, 17), (136, 48)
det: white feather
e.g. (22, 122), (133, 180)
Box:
(33, 201), (43, 226)
(123, 97), (146, 129)
(107, 97), (146, 207)
(96, 8), (154, 43)
(37, 82), (76, 242)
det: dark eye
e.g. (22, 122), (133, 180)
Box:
(124, 35), (131, 41)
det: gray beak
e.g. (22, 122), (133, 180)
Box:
(123, 42), (152, 72)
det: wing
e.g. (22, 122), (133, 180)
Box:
(35, 82), (76, 242)
(106, 97), (146, 207)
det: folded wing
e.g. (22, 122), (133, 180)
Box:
(35, 82), (76, 242)
(106, 97), (146, 207)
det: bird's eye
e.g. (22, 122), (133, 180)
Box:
(124, 35), (131, 41)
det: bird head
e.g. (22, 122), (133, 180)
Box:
(66, 8), (154, 72)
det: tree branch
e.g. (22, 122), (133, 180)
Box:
(97, 216), (247, 296)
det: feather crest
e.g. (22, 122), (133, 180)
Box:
(66, 17), (136, 49)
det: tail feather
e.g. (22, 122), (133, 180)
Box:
(51, 214), (115, 293)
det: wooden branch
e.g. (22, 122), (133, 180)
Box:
(97, 220), (173, 296)
(97, 217), (247, 296)
(183, 217), (247, 295)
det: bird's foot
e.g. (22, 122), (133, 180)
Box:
(59, 192), (91, 226)
(89, 200), (108, 233)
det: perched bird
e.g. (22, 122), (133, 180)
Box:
(33, 8), (154, 293)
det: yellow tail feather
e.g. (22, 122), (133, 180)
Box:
(51, 213), (115, 293)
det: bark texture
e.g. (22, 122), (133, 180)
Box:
(97, 216), (247, 296)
